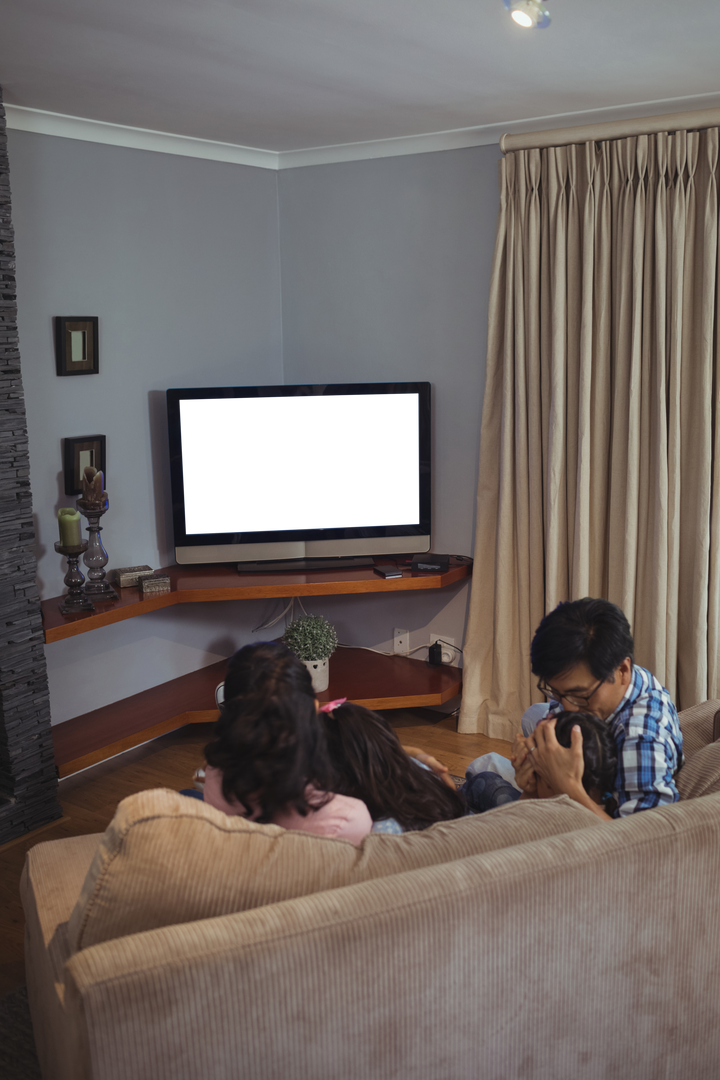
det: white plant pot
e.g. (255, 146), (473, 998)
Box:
(302, 657), (330, 693)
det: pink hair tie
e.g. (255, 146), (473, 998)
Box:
(318, 697), (347, 713)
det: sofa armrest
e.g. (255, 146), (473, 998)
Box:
(21, 834), (102, 1080)
(677, 699), (720, 760)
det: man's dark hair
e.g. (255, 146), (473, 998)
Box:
(530, 597), (634, 682)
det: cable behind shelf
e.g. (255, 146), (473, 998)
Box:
(253, 595), (313, 633)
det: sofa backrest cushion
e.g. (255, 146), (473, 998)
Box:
(676, 737), (720, 800)
(677, 699), (720, 760)
(67, 789), (600, 952)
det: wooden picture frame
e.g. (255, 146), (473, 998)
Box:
(55, 317), (99, 376)
(63, 435), (106, 496)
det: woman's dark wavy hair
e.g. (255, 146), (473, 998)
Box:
(553, 711), (619, 816)
(204, 642), (334, 823)
(223, 640), (316, 705)
(320, 702), (467, 831)
(530, 597), (634, 683)
(204, 691), (336, 816)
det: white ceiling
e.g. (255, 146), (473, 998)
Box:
(2, 0), (720, 156)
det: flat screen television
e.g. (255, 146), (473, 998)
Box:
(166, 382), (431, 566)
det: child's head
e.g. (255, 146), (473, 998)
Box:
(320, 702), (467, 830)
(205, 642), (331, 822)
(204, 690), (334, 823)
(223, 640), (316, 705)
(538, 711), (618, 811)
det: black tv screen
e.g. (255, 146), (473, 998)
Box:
(166, 382), (431, 565)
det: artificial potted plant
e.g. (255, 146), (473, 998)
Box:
(282, 614), (338, 693)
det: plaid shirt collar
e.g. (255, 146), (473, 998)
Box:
(606, 664), (647, 733)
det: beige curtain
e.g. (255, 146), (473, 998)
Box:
(459, 128), (720, 740)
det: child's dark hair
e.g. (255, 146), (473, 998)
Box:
(205, 690), (336, 823)
(553, 711), (619, 815)
(320, 702), (467, 830)
(204, 642), (333, 823)
(223, 640), (315, 705)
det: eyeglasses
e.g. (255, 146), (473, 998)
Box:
(536, 676), (605, 709)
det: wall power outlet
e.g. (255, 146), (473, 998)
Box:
(394, 628), (409, 655)
(430, 633), (455, 664)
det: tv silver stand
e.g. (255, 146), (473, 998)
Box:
(237, 556), (375, 573)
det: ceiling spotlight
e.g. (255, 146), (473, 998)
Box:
(503, 0), (551, 28)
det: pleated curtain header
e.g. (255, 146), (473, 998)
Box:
(500, 106), (720, 154)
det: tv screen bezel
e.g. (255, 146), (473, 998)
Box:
(166, 382), (431, 565)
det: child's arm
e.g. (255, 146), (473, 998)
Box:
(513, 753), (539, 800)
(401, 746), (456, 789)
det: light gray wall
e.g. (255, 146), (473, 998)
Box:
(278, 146), (500, 665)
(9, 132), (501, 726)
(9, 131), (285, 722)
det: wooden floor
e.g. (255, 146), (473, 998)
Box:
(0, 710), (512, 998)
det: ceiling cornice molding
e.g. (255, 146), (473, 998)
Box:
(4, 105), (280, 170)
(7, 92), (720, 171)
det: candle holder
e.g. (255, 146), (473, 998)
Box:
(76, 498), (119, 601)
(54, 541), (95, 614)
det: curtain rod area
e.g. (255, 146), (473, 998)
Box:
(500, 106), (720, 154)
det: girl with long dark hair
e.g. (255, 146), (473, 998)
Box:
(319, 702), (468, 832)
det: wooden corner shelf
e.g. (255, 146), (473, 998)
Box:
(41, 559), (472, 643)
(46, 559), (472, 777)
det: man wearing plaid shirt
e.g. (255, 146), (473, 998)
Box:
(514, 598), (683, 822)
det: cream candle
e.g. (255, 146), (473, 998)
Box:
(58, 507), (82, 547)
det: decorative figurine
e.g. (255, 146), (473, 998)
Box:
(81, 465), (107, 508)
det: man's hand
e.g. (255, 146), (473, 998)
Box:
(510, 733), (533, 771)
(402, 746), (456, 789)
(531, 718), (584, 795)
(531, 718), (614, 822)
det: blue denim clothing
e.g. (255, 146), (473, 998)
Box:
(465, 752), (520, 790)
(460, 771), (522, 813)
(522, 702), (550, 736)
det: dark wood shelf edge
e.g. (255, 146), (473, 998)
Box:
(55, 714), (216, 778)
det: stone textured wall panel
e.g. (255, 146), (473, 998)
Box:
(0, 86), (62, 842)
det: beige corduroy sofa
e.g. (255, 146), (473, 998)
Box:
(21, 701), (720, 1080)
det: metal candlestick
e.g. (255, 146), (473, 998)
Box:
(54, 541), (95, 614)
(76, 498), (119, 601)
